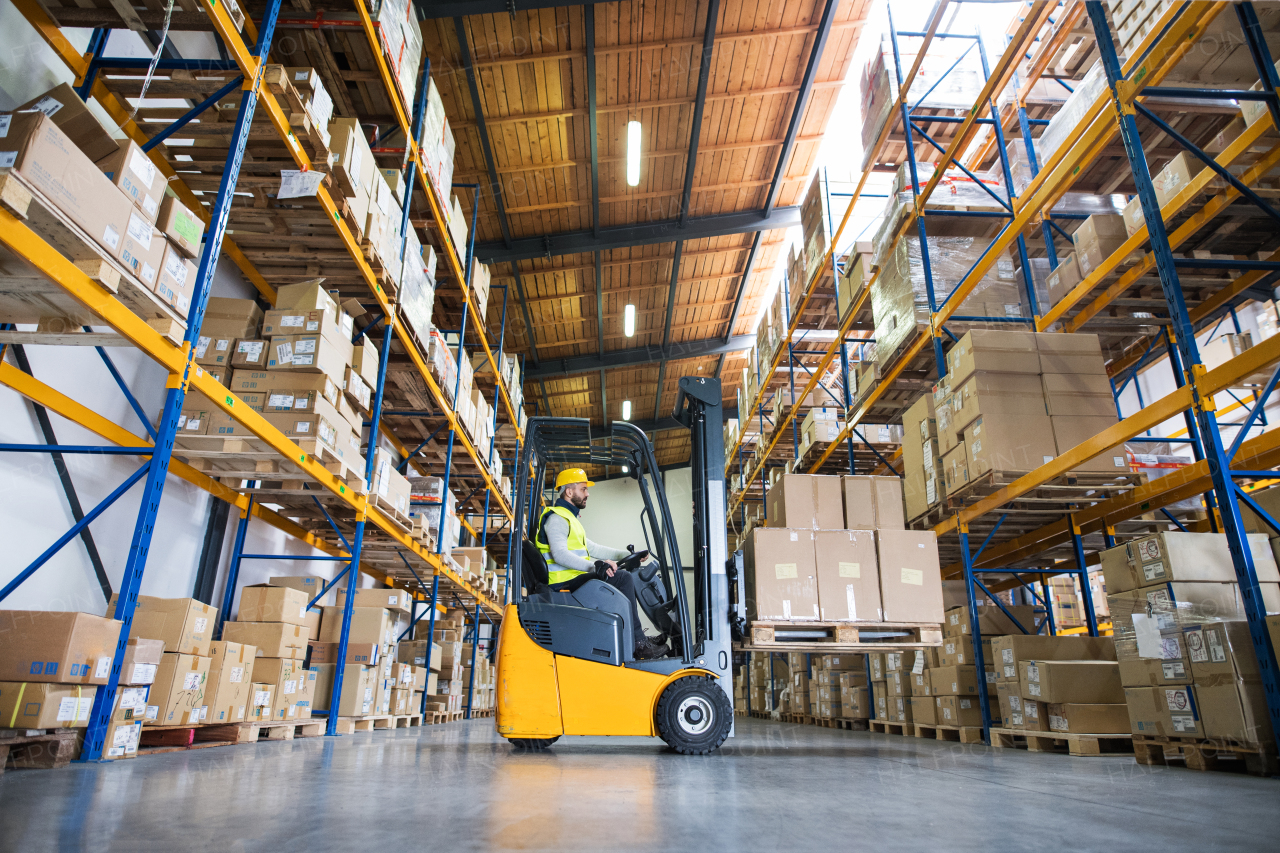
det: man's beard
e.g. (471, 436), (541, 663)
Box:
(570, 493), (588, 509)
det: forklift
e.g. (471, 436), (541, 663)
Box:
(494, 377), (746, 754)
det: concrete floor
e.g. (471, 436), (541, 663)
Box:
(1, 717), (1275, 852)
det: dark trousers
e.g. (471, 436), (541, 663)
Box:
(553, 570), (644, 645)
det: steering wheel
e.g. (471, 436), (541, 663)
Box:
(617, 547), (650, 572)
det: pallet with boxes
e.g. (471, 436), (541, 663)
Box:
(734, 652), (871, 727)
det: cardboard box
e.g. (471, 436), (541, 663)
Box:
(964, 413), (1057, 477)
(147, 653), (211, 726)
(115, 684), (150, 725)
(156, 195), (203, 258)
(944, 605), (1037, 638)
(103, 719), (143, 760)
(249, 683), (276, 721)
(1073, 214), (1130, 276)
(942, 441), (969, 496)
(221, 622), (311, 659)
(0, 682), (97, 728)
(814, 530), (882, 622)
(333, 664), (379, 716)
(296, 666), (318, 719)
(334, 587), (413, 614)
(97, 139), (163, 222)
(266, 333), (350, 377)
(154, 242), (195, 318)
(929, 665), (981, 697)
(910, 695), (937, 725)
(398, 640), (442, 671)
(262, 395), (350, 452)
(117, 205), (166, 291)
(270, 575), (330, 603)
(743, 528), (819, 621)
(1046, 253), (1081, 306)
(0, 112), (134, 260)
(119, 638), (165, 686)
(254, 657), (306, 721)
(205, 640), (254, 724)
(230, 339), (269, 369)
(766, 474), (844, 529)
(203, 297), (264, 337)
(19, 83), (119, 161)
(112, 595), (217, 656)
(991, 634), (1116, 681)
(262, 307), (353, 351)
(1125, 685), (1203, 737)
(1020, 696), (1050, 731)
(350, 338), (381, 388)
(308, 641), (380, 665)
(950, 372), (1047, 435)
(1036, 332), (1107, 375)
(1019, 659), (1123, 704)
(997, 681), (1022, 727)
(945, 329), (1040, 385)
(841, 476), (905, 530)
(1046, 703), (1131, 734)
(319, 606), (396, 648)
(238, 584), (311, 626)
(874, 529), (943, 623)
(935, 694), (983, 727)
(1185, 621), (1274, 745)
(1101, 531), (1278, 593)
(1041, 373), (1116, 418)
(1051, 415), (1131, 474)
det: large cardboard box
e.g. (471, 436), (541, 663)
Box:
(203, 297), (264, 337)
(942, 442), (969, 496)
(1046, 253), (1082, 307)
(221, 622), (311, 659)
(335, 587), (413, 614)
(1101, 532), (1279, 593)
(154, 242), (195, 319)
(103, 719), (143, 760)
(262, 395), (351, 452)
(964, 413), (1057, 477)
(1019, 659), (1123, 704)
(248, 684), (276, 721)
(333, 664), (378, 716)
(874, 529), (944, 623)
(115, 207), (166, 291)
(320, 606), (397, 648)
(935, 694), (983, 727)
(1073, 214), (1130, 277)
(205, 640), (254, 724)
(262, 307), (353, 351)
(97, 139), (163, 222)
(1036, 332), (1107, 375)
(1051, 415), (1131, 474)
(929, 665), (981, 697)
(841, 476), (905, 530)
(0, 682), (97, 728)
(990, 634), (1116, 681)
(814, 529), (882, 622)
(270, 575), (330, 604)
(266, 333), (350, 377)
(1186, 620), (1274, 746)
(156, 195), (204, 258)
(0, 112), (133, 260)
(910, 695), (937, 725)
(1042, 372), (1116, 418)
(238, 584), (311, 626)
(0, 611), (121, 685)
(111, 595), (217, 656)
(1020, 696), (1050, 731)
(120, 637), (164, 686)
(308, 641), (380, 666)
(255, 657), (306, 721)
(950, 373), (1047, 436)
(1125, 685), (1203, 737)
(147, 653), (211, 726)
(19, 83), (119, 161)
(398, 640), (442, 671)
(766, 474), (843, 529)
(1047, 703), (1131, 734)
(944, 605), (1037, 638)
(945, 329), (1040, 385)
(743, 528), (819, 621)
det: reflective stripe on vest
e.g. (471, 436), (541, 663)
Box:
(537, 505), (590, 584)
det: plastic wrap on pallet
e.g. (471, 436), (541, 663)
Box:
(427, 330), (458, 403)
(871, 236), (1024, 368)
(802, 167), (859, 275)
(871, 165), (1009, 268)
(1014, 256), (1052, 312)
(1005, 141), (1127, 220)
(859, 45), (895, 169)
(1036, 61), (1108, 165)
(371, 0), (422, 113)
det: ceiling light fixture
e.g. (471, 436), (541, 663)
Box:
(627, 120), (642, 186)
(624, 303), (636, 337)
(622, 400), (632, 420)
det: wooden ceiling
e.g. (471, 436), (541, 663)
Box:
(424, 0), (870, 465)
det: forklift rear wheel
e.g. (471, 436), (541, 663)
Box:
(508, 737), (559, 750)
(654, 675), (732, 755)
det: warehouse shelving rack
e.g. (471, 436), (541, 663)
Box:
(3, 0), (523, 752)
(724, 0), (1280, 751)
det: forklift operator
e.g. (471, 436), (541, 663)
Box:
(536, 468), (668, 660)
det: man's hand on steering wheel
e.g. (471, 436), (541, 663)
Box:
(593, 559), (619, 578)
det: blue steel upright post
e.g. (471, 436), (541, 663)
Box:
(1086, 0), (1280, 753)
(80, 0), (286, 760)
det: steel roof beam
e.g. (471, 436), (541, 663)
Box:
(679, 0), (719, 226)
(722, 231), (762, 341)
(524, 334), (754, 378)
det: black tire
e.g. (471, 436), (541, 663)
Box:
(654, 675), (732, 755)
(508, 737), (559, 750)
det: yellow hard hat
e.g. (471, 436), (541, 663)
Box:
(556, 468), (595, 489)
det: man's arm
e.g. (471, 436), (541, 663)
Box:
(543, 514), (596, 573)
(585, 537), (629, 561)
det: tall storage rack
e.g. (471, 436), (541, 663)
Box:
(726, 0), (1280, 753)
(3, 0), (523, 755)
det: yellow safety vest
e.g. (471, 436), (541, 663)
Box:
(537, 505), (591, 584)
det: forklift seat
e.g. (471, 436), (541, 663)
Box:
(518, 537), (634, 663)
(521, 538), (592, 595)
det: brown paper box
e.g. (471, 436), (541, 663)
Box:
(319, 606), (396, 647)
(945, 329), (1039, 386)
(1125, 685), (1203, 737)
(147, 653), (211, 726)
(119, 638), (165, 686)
(766, 474), (844, 529)
(222, 622), (311, 659)
(110, 595), (217, 656)
(990, 634), (1116, 681)
(929, 665), (981, 697)
(875, 529), (944, 623)
(97, 139), (163, 222)
(0, 682), (97, 728)
(1019, 659), (1124, 704)
(814, 529), (882, 622)
(950, 372), (1047, 436)
(205, 640), (255, 724)
(841, 475), (905, 530)
(308, 641), (380, 665)
(1041, 373), (1117, 418)
(19, 83), (119, 161)
(1046, 703), (1131, 734)
(1046, 253), (1081, 307)
(965, 413), (1057, 478)
(943, 605), (1037, 638)
(238, 584), (311, 626)
(744, 528), (819, 621)
(935, 694), (983, 727)
(1036, 332), (1107, 375)
(1051, 415), (1131, 473)
(156, 195), (204, 258)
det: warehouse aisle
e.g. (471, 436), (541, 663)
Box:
(1, 717), (1274, 852)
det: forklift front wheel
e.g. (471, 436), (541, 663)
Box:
(508, 737), (560, 750)
(654, 675), (733, 755)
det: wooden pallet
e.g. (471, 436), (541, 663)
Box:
(332, 714), (423, 734)
(1132, 733), (1278, 776)
(991, 726), (1134, 757)
(199, 720), (326, 745)
(835, 718), (870, 731)
(741, 620), (943, 652)
(173, 434), (367, 494)
(868, 719), (912, 736)
(0, 171), (187, 344)
(371, 493), (412, 532)
(0, 728), (81, 772)
(138, 725), (237, 753)
(914, 723), (985, 744)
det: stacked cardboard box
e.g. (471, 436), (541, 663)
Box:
(0, 611), (123, 756)
(223, 584), (316, 722)
(1103, 531), (1280, 743)
(107, 595), (220, 728)
(1, 95), (206, 323)
(990, 634), (1117, 732)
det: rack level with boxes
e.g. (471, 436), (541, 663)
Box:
(3, 0), (523, 760)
